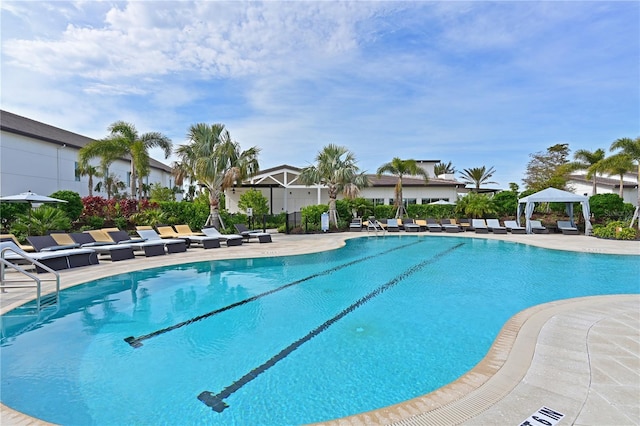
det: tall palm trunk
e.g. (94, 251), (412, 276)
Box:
(205, 191), (224, 229)
(327, 184), (339, 227)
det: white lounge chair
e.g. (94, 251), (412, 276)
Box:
(201, 227), (244, 246)
(472, 219), (489, 233)
(136, 229), (188, 254)
(425, 218), (442, 232)
(557, 220), (579, 235)
(485, 219), (507, 234)
(386, 219), (400, 232)
(234, 224), (272, 242)
(529, 220), (549, 234)
(504, 220), (526, 234)
(1, 240), (98, 272)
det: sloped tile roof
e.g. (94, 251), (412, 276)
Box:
(0, 110), (172, 173)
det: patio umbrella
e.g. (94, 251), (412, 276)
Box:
(0, 191), (67, 234)
(428, 199), (456, 205)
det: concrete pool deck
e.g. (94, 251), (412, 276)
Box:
(1, 231), (639, 425)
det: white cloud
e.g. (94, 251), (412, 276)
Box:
(1, 1), (638, 189)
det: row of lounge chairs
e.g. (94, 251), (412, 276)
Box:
(0, 224), (273, 273)
(352, 218), (580, 235)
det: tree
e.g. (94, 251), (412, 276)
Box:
(75, 160), (102, 197)
(610, 136), (640, 203)
(455, 192), (496, 218)
(149, 183), (175, 202)
(238, 189), (269, 217)
(610, 136), (640, 228)
(49, 190), (84, 221)
(434, 161), (456, 176)
(459, 166), (497, 191)
(376, 158), (428, 218)
(299, 144), (369, 227)
(78, 121), (172, 199)
(568, 148), (606, 195)
(601, 154), (635, 198)
(94, 172), (126, 199)
(173, 123), (259, 230)
(522, 143), (571, 191)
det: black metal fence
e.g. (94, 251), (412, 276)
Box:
(285, 211), (302, 233)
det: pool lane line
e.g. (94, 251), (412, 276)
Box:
(124, 239), (424, 348)
(197, 242), (465, 413)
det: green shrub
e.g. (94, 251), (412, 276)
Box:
(85, 215), (105, 229)
(238, 189), (270, 216)
(0, 202), (29, 231)
(10, 205), (71, 236)
(301, 204), (327, 230)
(50, 190), (84, 221)
(592, 220), (639, 240)
(589, 194), (634, 221)
(492, 191), (518, 217)
(373, 205), (395, 219)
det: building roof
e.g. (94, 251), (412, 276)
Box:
(568, 173), (638, 189)
(367, 174), (461, 187)
(0, 110), (172, 173)
(241, 164), (463, 188)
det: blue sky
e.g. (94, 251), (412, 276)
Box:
(1, 1), (638, 189)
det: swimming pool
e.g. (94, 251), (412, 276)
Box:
(1, 236), (638, 425)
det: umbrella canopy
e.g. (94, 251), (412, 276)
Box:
(428, 199), (456, 205)
(0, 191), (67, 204)
(0, 191), (67, 234)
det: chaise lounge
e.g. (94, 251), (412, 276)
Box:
(441, 219), (462, 233)
(202, 227), (244, 246)
(472, 219), (490, 233)
(557, 220), (580, 235)
(485, 219), (508, 234)
(504, 220), (526, 234)
(234, 224), (272, 243)
(23, 235), (99, 271)
(53, 232), (135, 262)
(529, 220), (549, 234)
(1, 241), (93, 273)
(425, 218), (443, 232)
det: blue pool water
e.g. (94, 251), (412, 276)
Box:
(1, 236), (639, 425)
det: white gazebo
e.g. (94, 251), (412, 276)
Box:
(517, 187), (592, 235)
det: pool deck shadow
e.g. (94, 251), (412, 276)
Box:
(1, 232), (639, 425)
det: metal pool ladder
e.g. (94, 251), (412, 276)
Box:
(1, 246), (60, 312)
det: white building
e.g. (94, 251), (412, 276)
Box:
(0, 110), (175, 198)
(225, 164), (464, 214)
(567, 171), (639, 205)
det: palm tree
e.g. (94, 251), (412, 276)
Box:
(299, 144), (369, 228)
(456, 192), (496, 219)
(173, 123), (259, 230)
(459, 166), (498, 191)
(95, 172), (126, 199)
(75, 160), (102, 197)
(610, 136), (640, 228)
(568, 148), (606, 195)
(376, 158), (428, 218)
(434, 161), (456, 176)
(78, 121), (172, 199)
(601, 154), (635, 198)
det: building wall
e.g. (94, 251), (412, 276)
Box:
(225, 184), (459, 214)
(571, 180), (638, 205)
(0, 130), (174, 198)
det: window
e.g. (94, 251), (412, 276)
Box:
(366, 198), (385, 207)
(74, 162), (80, 181)
(405, 198), (417, 205)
